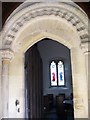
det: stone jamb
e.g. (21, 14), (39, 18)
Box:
(0, 50), (13, 118)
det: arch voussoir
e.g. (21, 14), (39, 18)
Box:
(2, 3), (89, 51)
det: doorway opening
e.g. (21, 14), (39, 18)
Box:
(25, 38), (74, 119)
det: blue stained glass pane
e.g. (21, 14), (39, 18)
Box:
(58, 61), (65, 86)
(60, 72), (63, 81)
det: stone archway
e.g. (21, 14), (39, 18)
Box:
(0, 2), (89, 119)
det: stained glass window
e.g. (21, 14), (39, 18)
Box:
(50, 60), (65, 86)
(58, 61), (65, 86)
(50, 61), (57, 86)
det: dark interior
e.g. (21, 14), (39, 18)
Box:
(43, 93), (74, 120)
(25, 39), (74, 119)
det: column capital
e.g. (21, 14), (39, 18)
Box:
(0, 49), (14, 61)
(80, 41), (90, 54)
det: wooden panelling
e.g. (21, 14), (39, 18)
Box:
(25, 44), (43, 118)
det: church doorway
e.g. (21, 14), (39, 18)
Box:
(1, 2), (88, 119)
(25, 38), (74, 119)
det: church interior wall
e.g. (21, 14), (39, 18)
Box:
(37, 39), (72, 97)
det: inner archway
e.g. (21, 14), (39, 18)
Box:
(25, 38), (74, 119)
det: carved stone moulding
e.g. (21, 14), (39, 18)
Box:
(80, 41), (90, 54)
(2, 3), (89, 51)
(0, 49), (14, 61)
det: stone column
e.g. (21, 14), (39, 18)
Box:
(87, 51), (90, 118)
(0, 52), (2, 119)
(81, 42), (90, 118)
(0, 50), (13, 118)
(85, 51), (90, 118)
(71, 47), (88, 119)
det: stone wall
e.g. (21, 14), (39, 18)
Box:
(0, 2), (89, 119)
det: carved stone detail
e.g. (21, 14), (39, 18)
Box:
(0, 50), (14, 60)
(2, 4), (89, 49)
(80, 42), (90, 53)
(74, 98), (84, 110)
